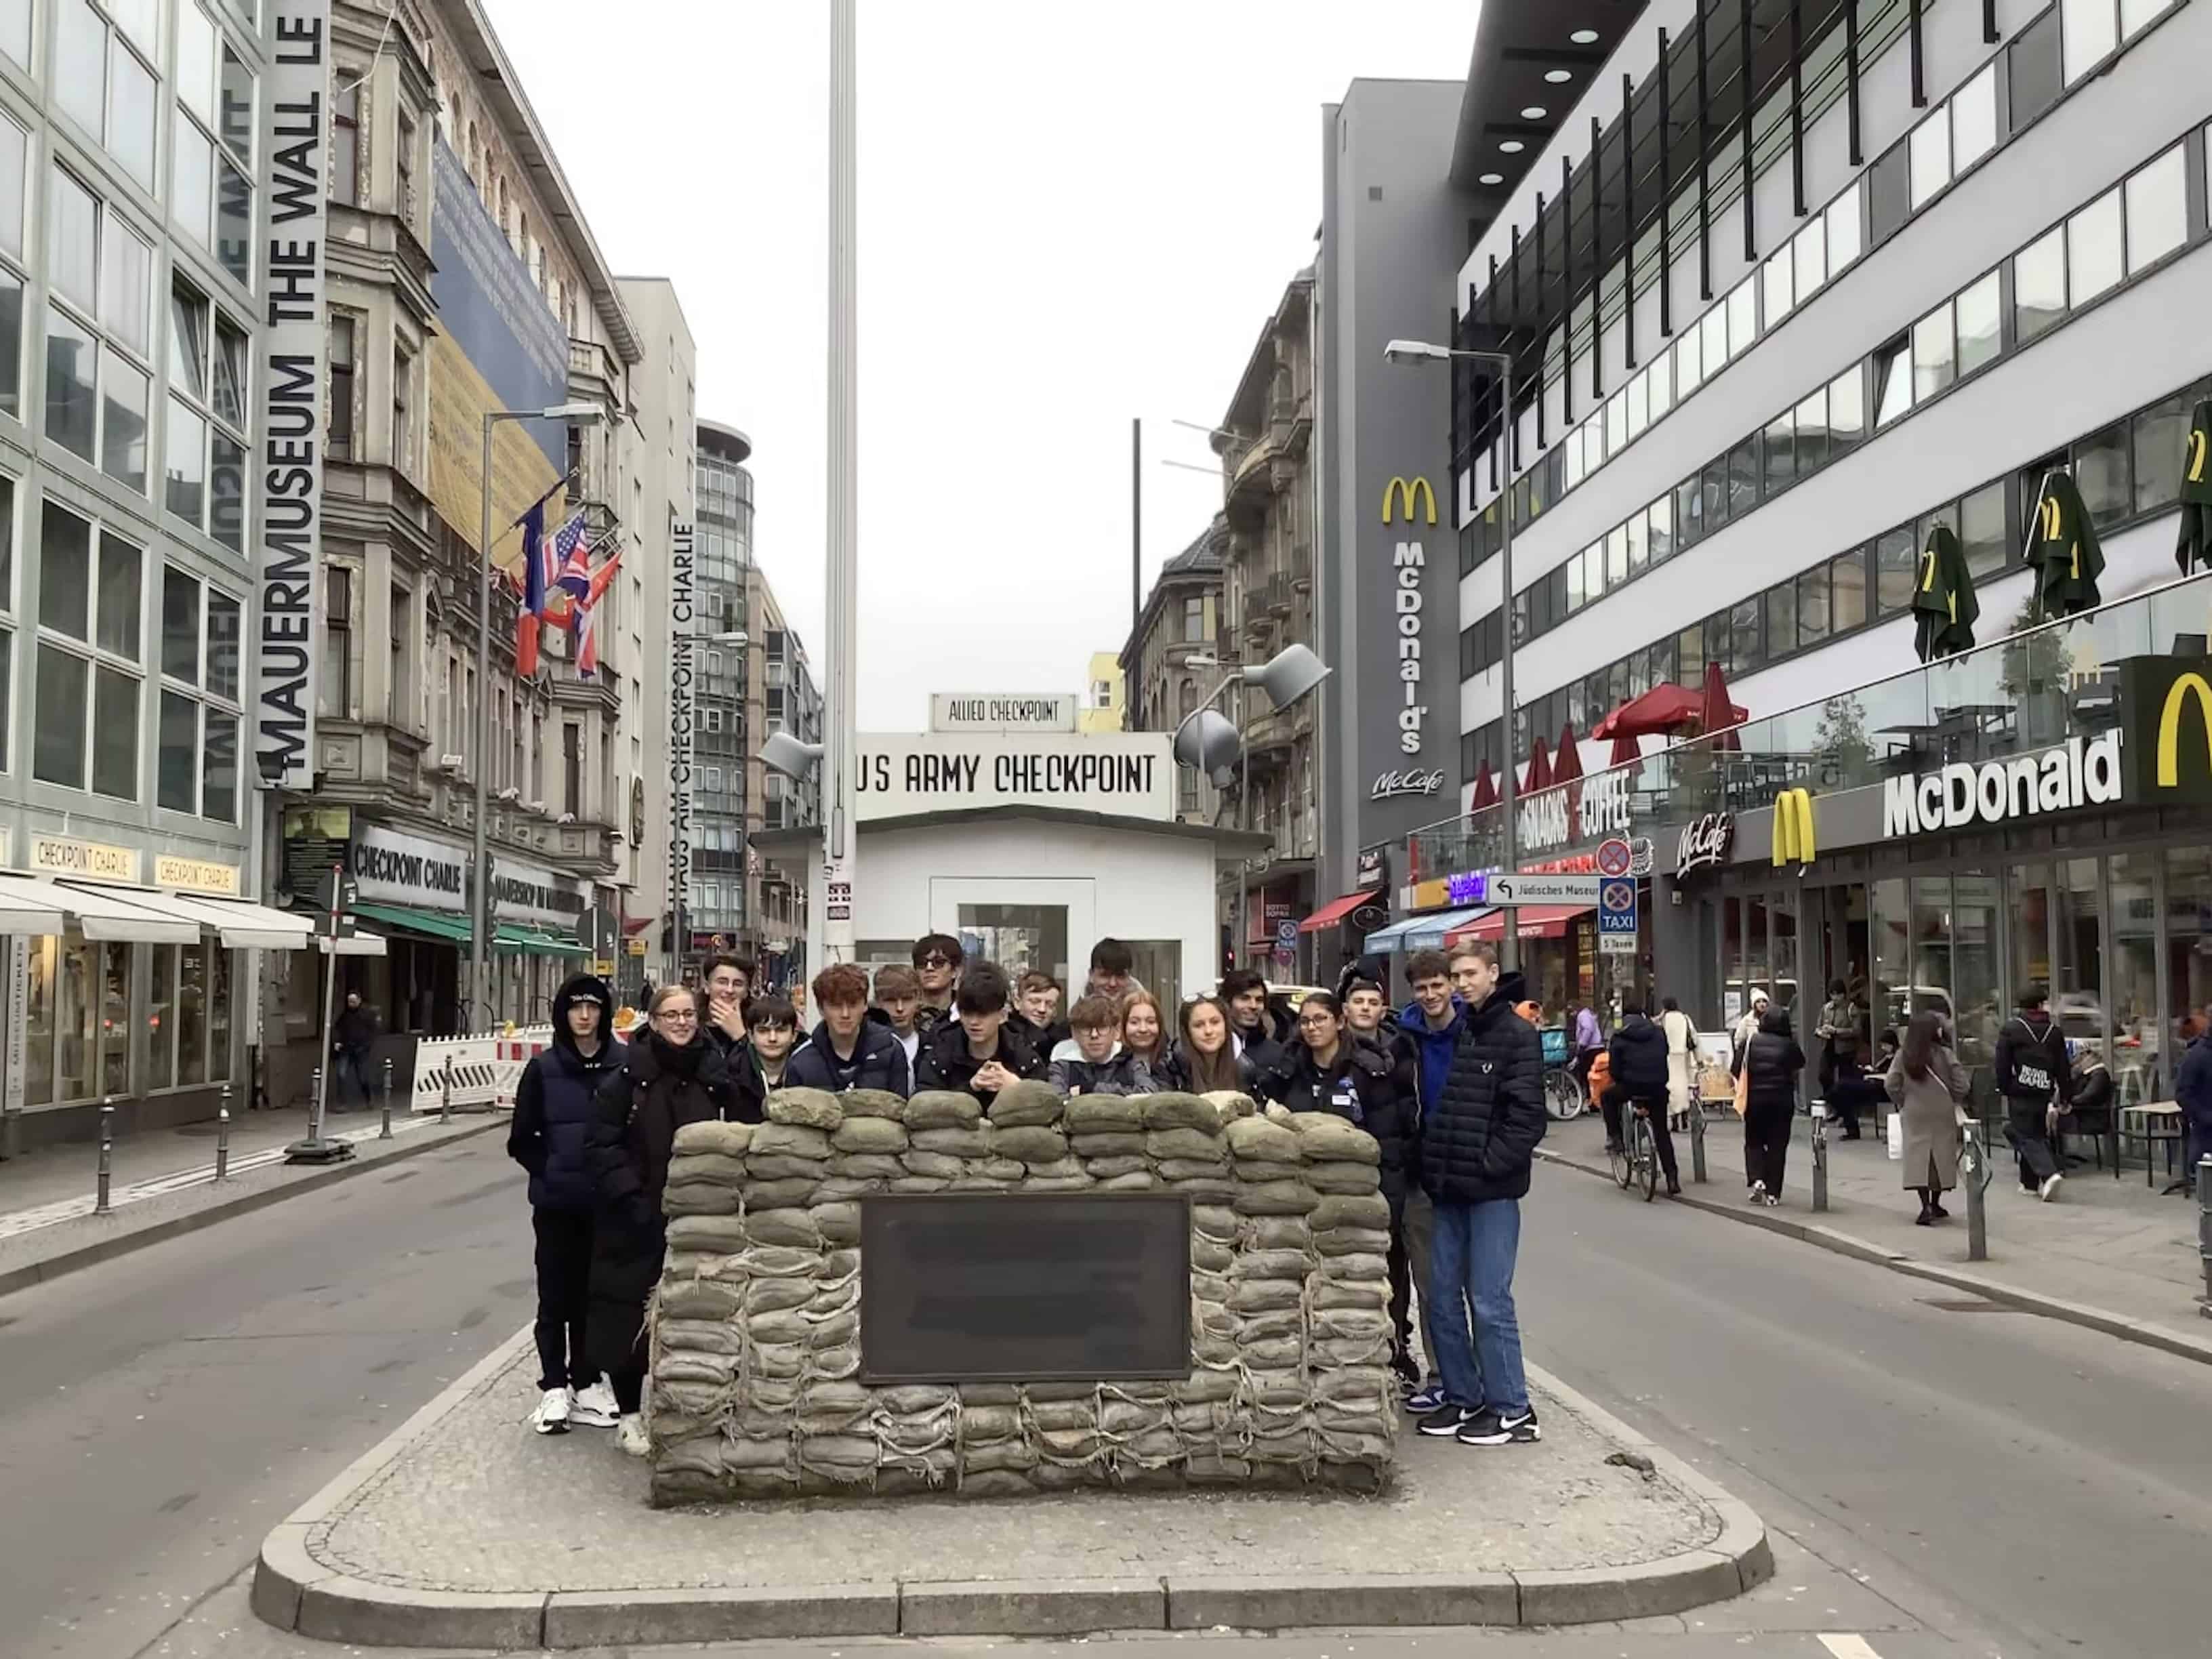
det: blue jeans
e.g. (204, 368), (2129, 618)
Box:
(1427, 1197), (1528, 1415)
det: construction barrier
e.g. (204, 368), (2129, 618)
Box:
(409, 1025), (554, 1115)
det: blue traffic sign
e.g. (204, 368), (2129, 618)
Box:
(1597, 877), (1638, 935)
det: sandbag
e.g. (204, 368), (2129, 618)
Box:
(1158, 1157), (1229, 1181)
(994, 1126), (1070, 1164)
(1313, 1278), (1389, 1310)
(1246, 1216), (1312, 1251)
(840, 1088), (906, 1121)
(1190, 1205), (1240, 1241)
(665, 1214), (750, 1253)
(766, 1089), (844, 1131)
(810, 1201), (861, 1245)
(901, 1149), (968, 1179)
(1067, 1130), (1147, 1157)
(1141, 1092), (1221, 1132)
(747, 1176), (821, 1209)
(1082, 1153), (1149, 1179)
(1227, 1277), (1304, 1313)
(987, 1080), (1064, 1127)
(1227, 1116), (1302, 1163)
(1233, 1179), (1319, 1215)
(672, 1120), (753, 1158)
(655, 1279), (743, 1321)
(1233, 1157), (1307, 1185)
(888, 1175), (949, 1193)
(1202, 1090), (1258, 1120)
(661, 1185), (739, 1217)
(832, 1118), (909, 1155)
(1317, 1252), (1390, 1282)
(909, 1125), (994, 1158)
(747, 1153), (832, 1181)
(1146, 1128), (1225, 1162)
(1288, 1113), (1380, 1164)
(743, 1208), (822, 1249)
(666, 1152), (749, 1185)
(1171, 1176), (1239, 1203)
(1232, 1248), (1313, 1280)
(1100, 1170), (1158, 1191)
(1305, 1160), (1382, 1195)
(905, 1091), (983, 1129)
(1064, 1095), (1144, 1130)
(1309, 1193), (1391, 1232)
(1313, 1225), (1393, 1257)
(751, 1122), (832, 1162)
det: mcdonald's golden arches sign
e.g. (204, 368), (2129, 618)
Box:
(1771, 787), (1816, 867)
(2125, 656), (2212, 804)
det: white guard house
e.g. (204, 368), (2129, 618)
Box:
(756, 718), (1267, 1007)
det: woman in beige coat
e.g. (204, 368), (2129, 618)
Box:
(1885, 1012), (1971, 1225)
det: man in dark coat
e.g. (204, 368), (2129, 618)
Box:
(915, 960), (1047, 1105)
(1416, 941), (1545, 1448)
(787, 963), (912, 1095)
(1222, 968), (1294, 1076)
(1994, 985), (2070, 1200)
(2175, 1016), (2212, 1197)
(506, 973), (623, 1433)
(1603, 994), (1680, 1195)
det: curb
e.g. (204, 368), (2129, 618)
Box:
(251, 1328), (1771, 1647)
(0, 1115), (506, 1300)
(1535, 1145), (2212, 1368)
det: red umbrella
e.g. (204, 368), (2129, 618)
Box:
(1593, 680), (1744, 740)
(1608, 731), (1642, 766)
(1699, 660), (1744, 752)
(1469, 760), (1498, 811)
(1549, 721), (1584, 786)
(1523, 733), (1553, 793)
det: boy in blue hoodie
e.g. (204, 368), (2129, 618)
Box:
(1396, 949), (1463, 1412)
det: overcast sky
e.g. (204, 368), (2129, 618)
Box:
(483, 1), (1477, 730)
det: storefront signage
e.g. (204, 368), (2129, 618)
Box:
(351, 825), (468, 911)
(1675, 813), (1733, 876)
(1518, 767), (1633, 855)
(491, 858), (588, 930)
(1881, 731), (2123, 836)
(1355, 846), (1388, 888)
(1382, 476), (1435, 758)
(668, 522), (695, 950)
(29, 836), (139, 882)
(2123, 655), (2212, 804)
(855, 733), (1174, 821)
(155, 856), (242, 896)
(1771, 789), (1817, 867)
(929, 693), (1077, 733)
(254, 0), (329, 792)
(1370, 766), (1445, 801)
(1447, 870), (1486, 905)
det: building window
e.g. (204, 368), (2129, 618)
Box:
(1911, 302), (1956, 404)
(330, 77), (361, 206)
(327, 312), (356, 461)
(157, 566), (240, 821)
(57, 0), (159, 193)
(321, 563), (352, 720)
(165, 278), (247, 548)
(45, 165), (151, 490)
(172, 3), (253, 288)
(389, 583), (410, 728)
(2062, 0), (2120, 83)
(393, 342), (414, 476)
(1183, 595), (1206, 642)
(2066, 186), (2124, 308)
(2013, 224), (2068, 344)
(35, 499), (141, 798)
(396, 112), (418, 225)
(562, 722), (581, 816)
(2124, 143), (2187, 274)
(1950, 64), (1999, 176)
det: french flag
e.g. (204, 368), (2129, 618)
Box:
(516, 501), (550, 678)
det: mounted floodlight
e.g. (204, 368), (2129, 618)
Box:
(760, 731), (823, 780)
(1172, 708), (1242, 780)
(541, 401), (605, 422)
(1381, 338), (1455, 364)
(1243, 642), (1330, 708)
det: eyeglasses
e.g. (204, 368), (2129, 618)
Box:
(918, 954), (956, 968)
(655, 1008), (699, 1023)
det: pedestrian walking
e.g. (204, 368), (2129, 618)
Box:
(2173, 1017), (2211, 1197)
(1735, 1004), (1805, 1206)
(1395, 949), (1464, 1415)
(331, 991), (380, 1112)
(1659, 996), (1697, 1130)
(506, 973), (625, 1435)
(1993, 985), (2069, 1201)
(1416, 941), (1545, 1448)
(1604, 995), (1681, 1195)
(1172, 994), (1254, 1096)
(914, 961), (1048, 1105)
(583, 983), (753, 1456)
(1732, 989), (1771, 1064)
(1884, 1012), (1970, 1225)
(787, 964), (912, 1095)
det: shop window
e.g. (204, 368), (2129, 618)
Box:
(2123, 144), (2187, 274)
(2066, 187), (2123, 308)
(2013, 224), (2067, 344)
(2053, 857), (2102, 1040)
(178, 938), (207, 1086)
(2109, 851), (2160, 1092)
(2008, 6), (2064, 127)
(2167, 847), (2212, 1057)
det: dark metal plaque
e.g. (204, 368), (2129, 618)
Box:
(858, 1193), (1191, 1383)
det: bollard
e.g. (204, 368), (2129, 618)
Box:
(1690, 1098), (1708, 1184)
(216, 1082), (232, 1181)
(1809, 1105), (1828, 1213)
(441, 1052), (454, 1123)
(380, 1057), (394, 1141)
(2197, 1155), (2211, 1316)
(94, 1099), (115, 1214)
(1963, 1122), (1989, 1263)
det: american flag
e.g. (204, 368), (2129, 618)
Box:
(550, 510), (592, 600)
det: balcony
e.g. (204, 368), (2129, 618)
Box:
(567, 337), (623, 407)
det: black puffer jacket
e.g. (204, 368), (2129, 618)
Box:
(785, 1019), (912, 1097)
(1735, 1008), (1807, 1114)
(1259, 1041), (1414, 1204)
(1605, 1015), (1671, 1105)
(582, 1031), (749, 1377)
(913, 1020), (1047, 1104)
(1993, 1009), (2069, 1107)
(1420, 983), (1546, 1204)
(507, 974), (624, 1211)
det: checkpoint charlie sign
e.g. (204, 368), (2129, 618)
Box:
(856, 732), (1175, 823)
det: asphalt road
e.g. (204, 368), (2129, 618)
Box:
(3, 1136), (2205, 1658)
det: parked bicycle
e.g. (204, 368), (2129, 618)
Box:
(1540, 1026), (1586, 1121)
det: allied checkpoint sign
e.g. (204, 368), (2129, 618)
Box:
(854, 732), (1176, 823)
(859, 1194), (1192, 1382)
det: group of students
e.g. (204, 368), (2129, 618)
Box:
(504, 931), (1559, 1456)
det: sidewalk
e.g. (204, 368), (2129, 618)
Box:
(252, 1324), (1771, 1648)
(1539, 1109), (2212, 1359)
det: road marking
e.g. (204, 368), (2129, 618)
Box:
(0, 1114), (442, 1240)
(1819, 1637), (1885, 1659)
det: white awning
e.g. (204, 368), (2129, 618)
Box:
(0, 874), (66, 935)
(0, 874), (201, 942)
(318, 933), (388, 956)
(138, 890), (318, 950)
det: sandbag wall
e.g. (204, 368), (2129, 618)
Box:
(646, 1080), (1398, 1504)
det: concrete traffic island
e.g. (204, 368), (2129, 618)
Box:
(251, 1322), (1771, 1648)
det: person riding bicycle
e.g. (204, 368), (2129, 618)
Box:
(1604, 994), (1682, 1197)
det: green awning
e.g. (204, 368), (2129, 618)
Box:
(502, 925), (587, 956)
(354, 901), (472, 943)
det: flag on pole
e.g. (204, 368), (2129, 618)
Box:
(583, 546), (624, 607)
(573, 590), (601, 678)
(516, 501), (548, 678)
(550, 510), (592, 600)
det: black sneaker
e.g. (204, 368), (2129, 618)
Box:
(1457, 1406), (1541, 1446)
(1416, 1403), (1475, 1437)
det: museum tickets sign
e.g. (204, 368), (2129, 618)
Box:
(855, 733), (1175, 822)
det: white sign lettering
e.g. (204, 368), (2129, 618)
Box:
(351, 825), (468, 911)
(255, 1), (329, 790)
(929, 693), (1077, 733)
(1517, 770), (1635, 855)
(1369, 767), (1446, 801)
(1393, 539), (1428, 756)
(855, 733), (1175, 821)
(1675, 813), (1734, 875)
(1881, 731), (2123, 836)
(669, 523), (695, 943)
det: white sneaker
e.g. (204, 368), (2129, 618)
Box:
(532, 1387), (573, 1435)
(571, 1378), (619, 1427)
(1748, 1180), (1767, 1204)
(2039, 1172), (2064, 1202)
(615, 1412), (651, 1457)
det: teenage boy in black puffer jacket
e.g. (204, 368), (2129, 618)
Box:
(1416, 942), (1546, 1450)
(507, 973), (625, 1435)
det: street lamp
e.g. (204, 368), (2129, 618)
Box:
(1382, 339), (1523, 970)
(1173, 642), (1331, 973)
(470, 401), (605, 1030)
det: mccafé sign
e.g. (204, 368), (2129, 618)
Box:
(1882, 731), (2123, 836)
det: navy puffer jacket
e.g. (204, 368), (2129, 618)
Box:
(786, 1018), (912, 1097)
(507, 973), (624, 1211)
(1420, 987), (1547, 1204)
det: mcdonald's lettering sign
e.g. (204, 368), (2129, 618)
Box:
(1380, 476), (1437, 757)
(2125, 656), (2212, 804)
(1771, 789), (1816, 867)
